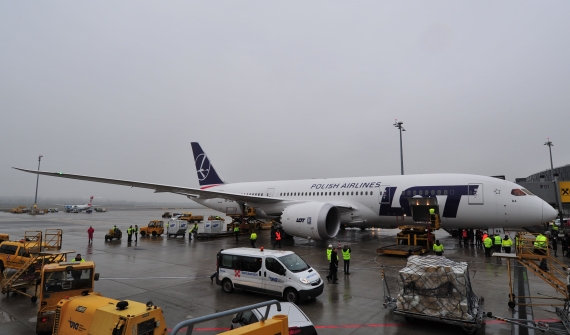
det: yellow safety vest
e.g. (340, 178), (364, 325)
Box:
(234, 227), (240, 232)
(250, 233), (257, 240)
(494, 235), (502, 245)
(502, 239), (513, 247)
(483, 237), (493, 248)
(327, 249), (332, 262)
(429, 208), (435, 215)
(433, 244), (444, 252)
(342, 249), (350, 260)
(534, 235), (547, 249)
(71, 258), (85, 262)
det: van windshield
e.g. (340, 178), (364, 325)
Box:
(278, 254), (310, 273)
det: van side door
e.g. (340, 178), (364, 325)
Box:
(263, 257), (287, 296)
(237, 256), (263, 293)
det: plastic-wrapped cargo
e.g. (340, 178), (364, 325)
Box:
(396, 256), (479, 321)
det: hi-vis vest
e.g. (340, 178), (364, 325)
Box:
(342, 249), (350, 260)
(429, 208), (435, 215)
(250, 233), (257, 240)
(71, 258), (85, 262)
(433, 244), (444, 252)
(275, 231), (281, 240)
(494, 235), (502, 245)
(327, 249), (332, 262)
(234, 226), (240, 232)
(534, 234), (547, 249)
(483, 237), (493, 248)
(502, 238), (513, 247)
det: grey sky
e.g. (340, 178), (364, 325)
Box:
(2, 1), (569, 203)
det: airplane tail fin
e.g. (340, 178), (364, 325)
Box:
(88, 196), (94, 206)
(191, 142), (226, 188)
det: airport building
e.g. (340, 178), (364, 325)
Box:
(516, 164), (570, 216)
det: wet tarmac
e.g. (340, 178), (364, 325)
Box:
(0, 209), (565, 335)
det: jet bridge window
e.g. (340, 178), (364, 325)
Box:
(511, 189), (526, 196)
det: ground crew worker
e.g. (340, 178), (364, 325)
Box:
(502, 235), (513, 253)
(342, 245), (351, 274)
(273, 229), (282, 248)
(113, 225), (117, 232)
(483, 235), (493, 257)
(134, 225), (139, 242)
(429, 208), (436, 225)
(127, 225), (133, 242)
(250, 231), (257, 248)
(71, 254), (85, 280)
(433, 240), (444, 256)
(552, 235), (558, 257)
(552, 223), (559, 235)
(475, 230), (482, 247)
(462, 229), (469, 246)
(534, 232), (548, 255)
(191, 223), (199, 240)
(494, 234), (502, 253)
(327, 244), (333, 262)
(327, 248), (339, 284)
(234, 225), (240, 242)
(87, 226), (94, 243)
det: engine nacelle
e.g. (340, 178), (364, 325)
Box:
(281, 202), (341, 240)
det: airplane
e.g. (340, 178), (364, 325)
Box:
(13, 142), (557, 240)
(58, 196), (95, 212)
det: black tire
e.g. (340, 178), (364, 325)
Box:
(222, 279), (234, 293)
(31, 296), (37, 303)
(141, 232), (146, 237)
(284, 288), (299, 303)
(0, 261), (4, 272)
(508, 301), (516, 308)
(152, 231), (157, 237)
(360, 227), (366, 231)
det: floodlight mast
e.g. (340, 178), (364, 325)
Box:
(544, 139), (564, 223)
(393, 120), (405, 175)
(32, 154), (43, 214)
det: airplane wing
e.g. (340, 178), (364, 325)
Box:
(12, 167), (283, 205)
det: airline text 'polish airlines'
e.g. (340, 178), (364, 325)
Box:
(13, 142), (557, 240)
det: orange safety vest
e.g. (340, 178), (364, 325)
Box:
(482, 233), (488, 241)
(275, 231), (281, 240)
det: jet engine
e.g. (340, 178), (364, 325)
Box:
(281, 202), (341, 240)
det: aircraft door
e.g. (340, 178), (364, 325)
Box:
(267, 188), (274, 197)
(468, 183), (483, 205)
(379, 185), (391, 204)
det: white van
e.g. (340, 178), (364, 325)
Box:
(214, 248), (324, 303)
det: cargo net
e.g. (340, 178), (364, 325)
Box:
(396, 256), (479, 321)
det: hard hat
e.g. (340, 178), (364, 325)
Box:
(328, 244), (332, 248)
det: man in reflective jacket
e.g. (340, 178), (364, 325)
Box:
(494, 234), (502, 253)
(433, 240), (444, 256)
(342, 245), (351, 274)
(502, 235), (513, 253)
(483, 235), (493, 257)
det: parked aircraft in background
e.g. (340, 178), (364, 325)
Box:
(13, 143), (557, 240)
(57, 196), (95, 212)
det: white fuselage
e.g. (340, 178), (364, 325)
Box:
(194, 174), (556, 229)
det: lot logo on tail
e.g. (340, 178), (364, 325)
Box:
(195, 153), (211, 182)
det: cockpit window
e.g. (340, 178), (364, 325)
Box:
(511, 189), (526, 196)
(522, 189), (535, 196)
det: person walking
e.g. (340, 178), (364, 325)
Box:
(494, 234), (503, 253)
(475, 230), (482, 248)
(329, 248), (339, 284)
(134, 225), (139, 242)
(234, 225), (240, 242)
(458, 229), (464, 246)
(468, 229), (474, 246)
(483, 235), (493, 257)
(250, 231), (257, 248)
(127, 225), (133, 242)
(273, 229), (282, 248)
(502, 235), (513, 253)
(191, 223), (199, 240)
(342, 245), (351, 274)
(87, 226), (94, 243)
(552, 234), (558, 257)
(462, 229), (468, 246)
(325, 244), (333, 282)
(433, 240), (444, 256)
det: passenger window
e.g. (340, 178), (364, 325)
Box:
(221, 255), (240, 270)
(351, 192), (354, 195)
(0, 245), (17, 255)
(240, 257), (262, 272)
(450, 190), (454, 195)
(431, 190), (435, 195)
(413, 190), (416, 195)
(437, 190), (441, 195)
(361, 191), (363, 195)
(418, 190), (422, 195)
(511, 189), (526, 196)
(371, 191), (373, 195)
(444, 190), (448, 195)
(265, 257), (285, 275)
(407, 191), (411, 196)
(365, 191), (368, 195)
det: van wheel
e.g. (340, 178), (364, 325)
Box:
(284, 288), (299, 303)
(222, 279), (234, 293)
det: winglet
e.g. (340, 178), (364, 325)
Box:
(191, 142), (226, 188)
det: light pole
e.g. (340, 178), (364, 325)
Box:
(33, 154), (43, 214)
(544, 139), (564, 223)
(393, 120), (405, 175)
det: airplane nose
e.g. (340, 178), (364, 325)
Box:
(542, 201), (558, 222)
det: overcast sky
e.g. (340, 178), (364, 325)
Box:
(2, 1), (569, 203)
